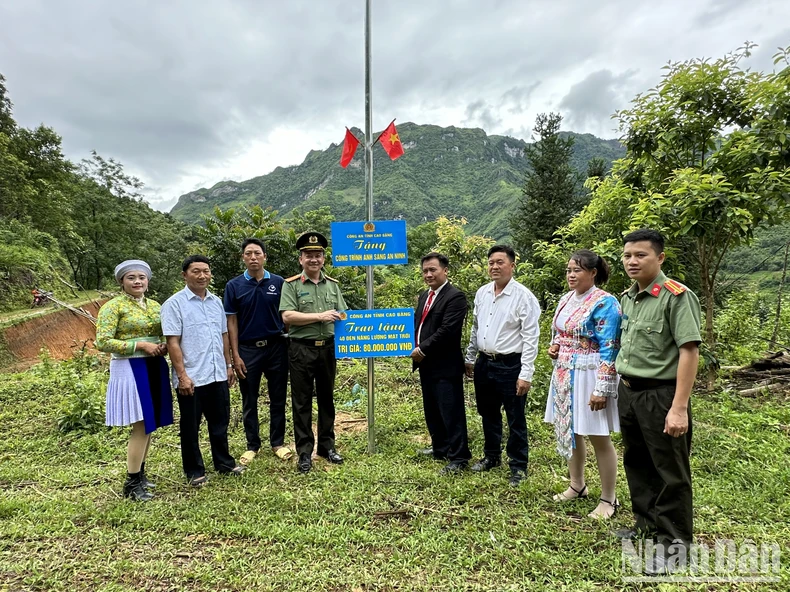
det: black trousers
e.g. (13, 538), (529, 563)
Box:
(177, 380), (236, 479)
(473, 355), (528, 472)
(237, 339), (289, 451)
(289, 340), (336, 456)
(618, 380), (693, 547)
(418, 370), (471, 462)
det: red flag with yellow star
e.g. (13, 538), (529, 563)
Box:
(340, 127), (360, 168)
(378, 120), (404, 160)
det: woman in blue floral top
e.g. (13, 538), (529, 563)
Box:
(95, 260), (173, 501)
(544, 250), (622, 519)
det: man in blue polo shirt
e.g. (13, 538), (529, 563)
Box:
(224, 238), (290, 465)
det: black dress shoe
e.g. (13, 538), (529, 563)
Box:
(470, 457), (501, 472)
(140, 462), (155, 490)
(297, 453), (312, 474)
(440, 460), (468, 475)
(508, 469), (526, 487)
(318, 449), (344, 464)
(123, 472), (154, 501)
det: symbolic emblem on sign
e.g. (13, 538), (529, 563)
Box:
(309, 235), (318, 244)
(364, 222), (375, 232)
(339, 312), (347, 320)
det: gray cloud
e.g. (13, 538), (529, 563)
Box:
(559, 70), (637, 135)
(0, 0), (786, 208)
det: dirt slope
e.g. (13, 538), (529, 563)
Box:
(1, 301), (104, 367)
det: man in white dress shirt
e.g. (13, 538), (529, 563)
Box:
(161, 255), (246, 487)
(465, 245), (541, 486)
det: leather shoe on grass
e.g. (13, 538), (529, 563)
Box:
(471, 457), (501, 472)
(297, 453), (312, 474)
(509, 470), (526, 487)
(440, 460), (468, 475)
(318, 449), (344, 464)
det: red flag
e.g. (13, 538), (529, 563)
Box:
(340, 128), (360, 168)
(378, 120), (405, 161)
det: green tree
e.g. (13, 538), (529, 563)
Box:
(196, 205), (295, 295)
(537, 44), (790, 385)
(511, 113), (584, 257)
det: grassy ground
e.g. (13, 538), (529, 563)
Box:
(0, 357), (788, 591)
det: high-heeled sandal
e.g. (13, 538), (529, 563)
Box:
(588, 497), (620, 519)
(552, 483), (588, 502)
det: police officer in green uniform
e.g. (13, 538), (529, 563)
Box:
(280, 231), (348, 474)
(615, 229), (701, 572)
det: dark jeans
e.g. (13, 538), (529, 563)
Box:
(289, 340), (336, 457)
(473, 355), (528, 472)
(238, 339), (289, 451)
(177, 380), (236, 479)
(418, 370), (471, 462)
(618, 380), (693, 547)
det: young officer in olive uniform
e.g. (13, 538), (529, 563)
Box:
(615, 229), (701, 565)
(280, 231), (348, 474)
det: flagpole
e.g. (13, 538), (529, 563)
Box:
(364, 0), (376, 454)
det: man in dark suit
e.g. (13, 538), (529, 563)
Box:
(410, 252), (472, 474)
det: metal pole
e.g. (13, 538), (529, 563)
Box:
(364, 0), (375, 454)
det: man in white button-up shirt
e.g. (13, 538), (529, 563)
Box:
(161, 255), (245, 487)
(465, 245), (541, 487)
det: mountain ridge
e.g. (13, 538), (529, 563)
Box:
(170, 122), (625, 239)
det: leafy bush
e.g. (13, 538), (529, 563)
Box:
(56, 377), (105, 433)
(714, 291), (790, 366)
(32, 346), (107, 433)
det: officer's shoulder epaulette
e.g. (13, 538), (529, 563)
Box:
(324, 274), (339, 283)
(285, 274), (302, 283)
(663, 278), (687, 296)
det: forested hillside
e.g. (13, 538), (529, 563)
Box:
(169, 123), (624, 238)
(0, 74), (194, 310)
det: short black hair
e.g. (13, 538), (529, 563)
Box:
(488, 244), (516, 263)
(421, 252), (449, 269)
(623, 229), (665, 254)
(241, 238), (266, 254)
(182, 254), (211, 272)
(569, 249), (610, 285)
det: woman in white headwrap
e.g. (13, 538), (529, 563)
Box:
(95, 260), (173, 501)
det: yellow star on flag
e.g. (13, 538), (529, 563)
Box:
(389, 133), (400, 144)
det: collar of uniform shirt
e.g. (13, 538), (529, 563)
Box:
(244, 269), (271, 281)
(626, 271), (667, 298)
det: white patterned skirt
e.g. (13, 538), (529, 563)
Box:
(544, 364), (620, 437)
(106, 357), (174, 434)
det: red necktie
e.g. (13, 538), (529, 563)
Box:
(417, 290), (435, 345)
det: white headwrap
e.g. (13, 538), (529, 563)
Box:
(114, 260), (152, 283)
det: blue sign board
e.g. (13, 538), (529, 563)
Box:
(335, 308), (414, 358)
(330, 220), (408, 266)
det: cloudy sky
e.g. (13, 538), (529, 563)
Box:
(1, 0), (788, 211)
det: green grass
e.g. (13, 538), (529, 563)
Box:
(1, 357), (789, 591)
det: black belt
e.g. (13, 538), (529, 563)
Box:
(620, 376), (676, 390)
(239, 336), (284, 347)
(290, 337), (334, 347)
(479, 351), (521, 361)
